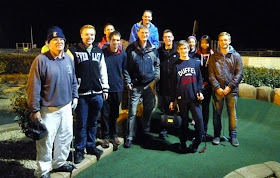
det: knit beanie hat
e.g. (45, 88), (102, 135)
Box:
(187, 35), (197, 43)
(47, 26), (65, 43)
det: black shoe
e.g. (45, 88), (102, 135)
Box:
(159, 130), (168, 138)
(53, 163), (76, 172)
(188, 144), (197, 153)
(179, 142), (188, 153)
(74, 150), (85, 164)
(123, 139), (132, 148)
(41, 172), (50, 178)
(86, 147), (103, 156)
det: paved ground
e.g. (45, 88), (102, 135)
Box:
(0, 123), (124, 178)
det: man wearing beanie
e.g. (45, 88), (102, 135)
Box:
(68, 24), (109, 164)
(27, 26), (78, 178)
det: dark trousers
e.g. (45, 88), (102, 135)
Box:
(75, 94), (103, 151)
(101, 92), (122, 139)
(178, 100), (204, 149)
(201, 85), (212, 133)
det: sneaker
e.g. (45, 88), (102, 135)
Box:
(231, 138), (239, 147)
(212, 137), (220, 145)
(111, 137), (121, 146)
(159, 129), (168, 138)
(53, 163), (76, 172)
(188, 144), (197, 153)
(101, 139), (110, 148)
(123, 139), (132, 148)
(74, 150), (85, 164)
(86, 147), (103, 156)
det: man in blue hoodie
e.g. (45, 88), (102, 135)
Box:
(129, 10), (159, 48)
(208, 32), (244, 147)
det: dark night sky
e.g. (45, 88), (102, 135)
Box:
(1, 0), (280, 50)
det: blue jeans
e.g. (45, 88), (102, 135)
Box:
(75, 94), (103, 151)
(212, 92), (237, 138)
(126, 85), (155, 140)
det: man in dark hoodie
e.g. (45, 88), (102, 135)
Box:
(68, 24), (109, 164)
(124, 25), (160, 148)
(208, 32), (243, 147)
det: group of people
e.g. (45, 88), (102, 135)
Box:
(26, 9), (243, 178)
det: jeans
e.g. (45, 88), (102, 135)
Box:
(101, 92), (122, 139)
(75, 94), (103, 151)
(212, 92), (237, 138)
(126, 85), (156, 140)
(177, 100), (204, 149)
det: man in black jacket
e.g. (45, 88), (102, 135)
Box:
(157, 29), (178, 137)
(124, 25), (160, 148)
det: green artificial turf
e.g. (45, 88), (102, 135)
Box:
(75, 98), (280, 178)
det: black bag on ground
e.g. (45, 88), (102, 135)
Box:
(160, 114), (182, 128)
(25, 122), (48, 140)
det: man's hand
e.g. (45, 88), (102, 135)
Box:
(72, 98), (78, 111)
(197, 93), (204, 100)
(169, 102), (174, 110)
(126, 83), (133, 90)
(216, 88), (224, 96)
(103, 92), (108, 100)
(31, 111), (42, 123)
(223, 86), (231, 95)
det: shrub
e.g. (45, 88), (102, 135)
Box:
(0, 53), (37, 74)
(10, 88), (31, 133)
(242, 67), (280, 88)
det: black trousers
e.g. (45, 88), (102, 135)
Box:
(100, 92), (123, 139)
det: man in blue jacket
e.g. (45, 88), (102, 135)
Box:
(129, 10), (159, 48)
(124, 25), (160, 148)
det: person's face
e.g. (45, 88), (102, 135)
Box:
(188, 38), (196, 50)
(177, 44), (189, 58)
(163, 32), (174, 46)
(81, 28), (96, 45)
(109, 34), (121, 50)
(142, 12), (152, 26)
(137, 28), (149, 42)
(48, 37), (65, 52)
(104, 25), (115, 37)
(218, 35), (231, 49)
(200, 39), (209, 50)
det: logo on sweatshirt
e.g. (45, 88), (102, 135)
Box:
(178, 67), (196, 77)
(66, 65), (72, 74)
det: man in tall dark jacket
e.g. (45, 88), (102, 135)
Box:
(157, 29), (178, 137)
(123, 25), (160, 148)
